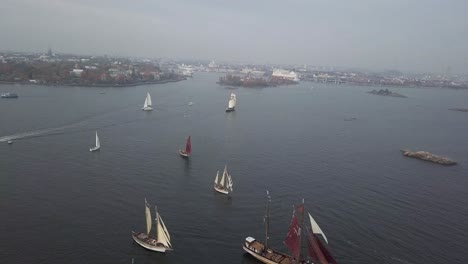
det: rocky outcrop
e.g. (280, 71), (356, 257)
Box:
(400, 149), (457, 166)
(449, 108), (468, 112)
(367, 89), (406, 98)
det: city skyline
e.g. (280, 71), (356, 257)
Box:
(1, 0), (467, 74)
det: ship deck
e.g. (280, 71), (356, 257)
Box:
(246, 240), (297, 264)
(214, 184), (229, 194)
(133, 232), (163, 247)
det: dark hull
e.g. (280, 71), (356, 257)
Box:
(1, 95), (18, 98)
(225, 108), (235, 112)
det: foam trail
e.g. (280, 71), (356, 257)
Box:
(0, 123), (79, 142)
(0, 106), (158, 142)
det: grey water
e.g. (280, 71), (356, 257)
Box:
(1, 73), (467, 264)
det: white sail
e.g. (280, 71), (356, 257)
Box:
(228, 93), (236, 109)
(227, 175), (233, 192)
(214, 171), (219, 184)
(143, 96), (148, 108)
(308, 212), (328, 244)
(156, 212), (172, 248)
(146, 93), (152, 106)
(95, 131), (100, 148)
(159, 214), (171, 241)
(220, 166), (227, 188)
(145, 199), (152, 235)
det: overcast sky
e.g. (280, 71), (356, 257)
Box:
(1, 0), (467, 73)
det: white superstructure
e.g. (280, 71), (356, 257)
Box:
(272, 69), (299, 82)
(227, 93), (236, 109)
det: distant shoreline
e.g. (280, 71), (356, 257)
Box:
(301, 79), (468, 90)
(0, 78), (186, 88)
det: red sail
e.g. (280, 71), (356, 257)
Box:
(284, 211), (301, 260)
(306, 228), (319, 262)
(185, 136), (191, 154)
(317, 237), (337, 264)
(306, 227), (337, 264)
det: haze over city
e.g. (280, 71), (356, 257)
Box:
(1, 0), (467, 74)
(2, 1), (468, 264)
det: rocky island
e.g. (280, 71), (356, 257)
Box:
(449, 108), (468, 112)
(400, 149), (457, 166)
(367, 89), (406, 98)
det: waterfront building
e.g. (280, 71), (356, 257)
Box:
(272, 69), (299, 82)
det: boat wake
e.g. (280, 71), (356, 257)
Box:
(0, 109), (154, 142)
(0, 124), (78, 142)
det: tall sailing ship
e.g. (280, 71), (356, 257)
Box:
(132, 199), (173, 253)
(243, 192), (337, 264)
(142, 92), (153, 111)
(225, 93), (236, 112)
(213, 165), (233, 195)
(179, 136), (191, 158)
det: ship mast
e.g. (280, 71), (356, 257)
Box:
(155, 206), (158, 238)
(298, 198), (305, 261)
(264, 190), (271, 250)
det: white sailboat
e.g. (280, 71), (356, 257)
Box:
(132, 199), (173, 253)
(225, 93), (236, 112)
(214, 165), (233, 194)
(142, 92), (153, 111)
(89, 131), (100, 152)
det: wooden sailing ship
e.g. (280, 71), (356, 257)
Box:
(131, 199), (173, 253)
(179, 136), (191, 158)
(213, 165), (233, 195)
(242, 192), (337, 264)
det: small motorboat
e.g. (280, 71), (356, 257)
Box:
(1, 92), (18, 98)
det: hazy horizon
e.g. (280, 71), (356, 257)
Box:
(1, 0), (467, 74)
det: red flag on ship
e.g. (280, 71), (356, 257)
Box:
(284, 210), (301, 260)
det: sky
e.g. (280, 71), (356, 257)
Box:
(1, 0), (467, 73)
